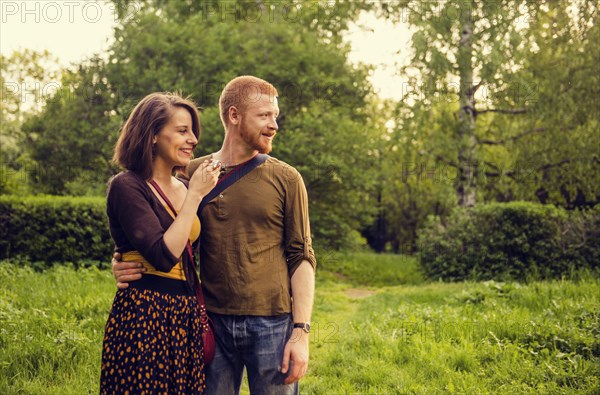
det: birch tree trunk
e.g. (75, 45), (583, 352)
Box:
(456, 1), (477, 207)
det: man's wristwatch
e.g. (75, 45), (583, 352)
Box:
(293, 322), (311, 333)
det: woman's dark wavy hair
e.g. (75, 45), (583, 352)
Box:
(113, 92), (201, 180)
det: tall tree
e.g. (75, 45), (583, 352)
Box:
(378, 1), (539, 206)
(378, 0), (598, 207)
(365, 1), (599, 250)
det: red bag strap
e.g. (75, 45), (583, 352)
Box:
(148, 179), (206, 307)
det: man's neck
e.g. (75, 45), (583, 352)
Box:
(214, 135), (258, 167)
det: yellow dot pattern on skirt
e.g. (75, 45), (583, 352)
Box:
(100, 286), (205, 394)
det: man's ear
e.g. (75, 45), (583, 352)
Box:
(228, 106), (240, 125)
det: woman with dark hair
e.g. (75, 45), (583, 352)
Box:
(100, 92), (220, 394)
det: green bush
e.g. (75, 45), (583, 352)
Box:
(0, 195), (112, 266)
(417, 202), (600, 281)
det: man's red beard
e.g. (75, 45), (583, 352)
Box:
(240, 121), (274, 154)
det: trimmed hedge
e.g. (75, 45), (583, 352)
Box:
(0, 195), (113, 266)
(417, 202), (600, 281)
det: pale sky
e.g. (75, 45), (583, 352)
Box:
(1, 1), (411, 100)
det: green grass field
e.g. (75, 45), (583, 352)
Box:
(1, 253), (598, 394)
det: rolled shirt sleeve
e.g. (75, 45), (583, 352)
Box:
(283, 167), (317, 277)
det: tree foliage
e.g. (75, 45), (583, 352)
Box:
(486, 2), (600, 207)
(4, 1), (599, 251)
(22, 57), (120, 195)
(367, 0), (599, 250)
(14, 0), (378, 249)
(377, 0), (599, 206)
(1, 50), (60, 194)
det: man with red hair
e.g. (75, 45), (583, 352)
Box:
(113, 76), (316, 394)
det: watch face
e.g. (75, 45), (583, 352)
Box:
(304, 323), (311, 333)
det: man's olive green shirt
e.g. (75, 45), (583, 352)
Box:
(188, 155), (316, 316)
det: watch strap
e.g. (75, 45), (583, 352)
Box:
(293, 322), (311, 332)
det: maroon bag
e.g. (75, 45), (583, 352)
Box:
(184, 241), (215, 364)
(149, 180), (216, 364)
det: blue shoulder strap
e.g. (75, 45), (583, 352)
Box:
(198, 154), (269, 213)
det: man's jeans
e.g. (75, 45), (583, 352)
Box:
(205, 313), (299, 395)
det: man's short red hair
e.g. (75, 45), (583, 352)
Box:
(219, 76), (278, 127)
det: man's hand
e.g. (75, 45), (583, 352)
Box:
(281, 329), (309, 385)
(111, 252), (145, 289)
